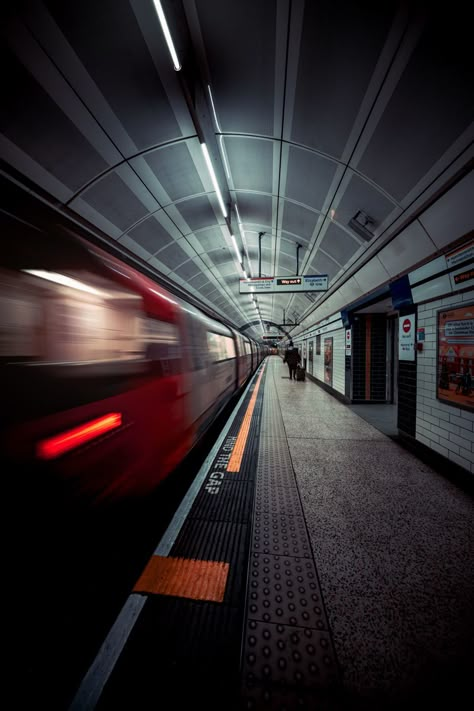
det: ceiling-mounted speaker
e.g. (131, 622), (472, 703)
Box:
(348, 210), (375, 242)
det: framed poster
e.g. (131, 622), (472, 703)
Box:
(437, 303), (474, 411)
(324, 337), (333, 386)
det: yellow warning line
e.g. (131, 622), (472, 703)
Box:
(133, 555), (229, 602)
(227, 366), (265, 472)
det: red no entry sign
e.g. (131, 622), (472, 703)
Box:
(402, 318), (411, 333)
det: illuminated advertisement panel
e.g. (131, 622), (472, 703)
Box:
(437, 303), (474, 411)
(324, 337), (333, 386)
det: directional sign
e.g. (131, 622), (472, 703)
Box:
(240, 274), (328, 293)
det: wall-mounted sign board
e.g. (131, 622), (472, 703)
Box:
(239, 274), (328, 293)
(399, 314), (415, 361)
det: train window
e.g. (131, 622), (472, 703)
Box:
(143, 316), (181, 375)
(182, 309), (208, 371)
(206, 331), (236, 363)
(0, 267), (144, 366)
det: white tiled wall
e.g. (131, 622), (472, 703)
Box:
(303, 327), (345, 395)
(416, 290), (474, 474)
(332, 328), (346, 395)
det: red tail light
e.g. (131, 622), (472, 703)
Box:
(37, 413), (122, 460)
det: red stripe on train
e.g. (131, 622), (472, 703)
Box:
(37, 413), (123, 460)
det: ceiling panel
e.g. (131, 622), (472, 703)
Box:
(154, 240), (189, 269)
(281, 202), (319, 244)
(75, 168), (158, 233)
(224, 137), (274, 193)
(144, 141), (205, 202)
(285, 146), (338, 211)
(357, 12), (472, 201)
(2, 46), (110, 193)
(173, 260), (203, 281)
(188, 273), (210, 290)
(310, 252), (340, 282)
(234, 193), (273, 229)
(333, 172), (398, 238)
(126, 213), (176, 254)
(290, 0), (397, 157)
(174, 194), (221, 232)
(43, 0), (182, 151)
(319, 222), (361, 266)
(196, 0), (278, 136)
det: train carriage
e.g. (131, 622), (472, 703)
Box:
(0, 211), (265, 504)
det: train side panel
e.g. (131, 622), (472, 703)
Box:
(0, 211), (262, 505)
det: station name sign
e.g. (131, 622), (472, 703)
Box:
(240, 274), (328, 294)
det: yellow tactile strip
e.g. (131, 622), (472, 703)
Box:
(227, 367), (265, 472)
(133, 555), (230, 602)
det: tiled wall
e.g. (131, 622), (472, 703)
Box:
(332, 328), (345, 395)
(416, 292), (474, 474)
(398, 359), (417, 436)
(302, 328), (345, 395)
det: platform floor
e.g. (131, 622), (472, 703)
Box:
(70, 356), (474, 710)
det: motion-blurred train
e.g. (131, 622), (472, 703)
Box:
(0, 201), (266, 505)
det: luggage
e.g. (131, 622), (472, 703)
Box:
(296, 365), (305, 381)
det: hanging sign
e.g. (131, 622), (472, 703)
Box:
(445, 239), (474, 269)
(449, 263), (474, 291)
(399, 315), (416, 361)
(239, 274), (328, 293)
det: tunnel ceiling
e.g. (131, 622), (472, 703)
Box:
(1, 1), (473, 341)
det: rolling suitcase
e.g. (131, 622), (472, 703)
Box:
(296, 365), (305, 381)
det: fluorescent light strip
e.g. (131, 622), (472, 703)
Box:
(219, 136), (231, 179)
(208, 85), (221, 132)
(234, 205), (252, 277)
(230, 234), (242, 263)
(201, 143), (227, 218)
(23, 270), (103, 296)
(152, 0), (181, 71)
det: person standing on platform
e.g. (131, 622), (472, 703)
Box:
(283, 341), (301, 380)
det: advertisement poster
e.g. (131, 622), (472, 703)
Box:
(437, 303), (474, 411)
(399, 314), (415, 361)
(324, 337), (333, 386)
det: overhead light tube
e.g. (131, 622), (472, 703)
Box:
(152, 0), (181, 70)
(208, 85), (221, 132)
(234, 204), (252, 276)
(230, 234), (242, 263)
(201, 142), (227, 218)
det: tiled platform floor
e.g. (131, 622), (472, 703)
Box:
(270, 356), (474, 709)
